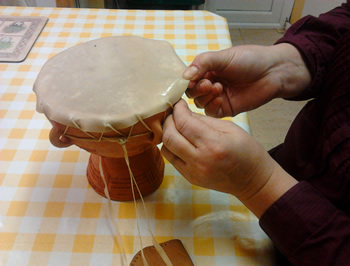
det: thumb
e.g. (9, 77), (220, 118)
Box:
(172, 99), (216, 148)
(182, 49), (231, 81)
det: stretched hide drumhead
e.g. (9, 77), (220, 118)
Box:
(34, 36), (189, 132)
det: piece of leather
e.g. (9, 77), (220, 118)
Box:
(130, 239), (194, 266)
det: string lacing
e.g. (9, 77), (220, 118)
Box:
(61, 114), (173, 266)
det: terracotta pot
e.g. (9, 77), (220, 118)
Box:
(33, 37), (188, 201)
(48, 110), (170, 201)
(87, 145), (164, 201)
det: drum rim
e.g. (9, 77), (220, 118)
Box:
(33, 36), (189, 132)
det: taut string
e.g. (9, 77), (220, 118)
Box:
(120, 142), (172, 266)
(99, 157), (128, 265)
(64, 114), (173, 265)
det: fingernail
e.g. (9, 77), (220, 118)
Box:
(183, 66), (199, 80)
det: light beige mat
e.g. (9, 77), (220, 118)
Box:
(0, 15), (47, 62)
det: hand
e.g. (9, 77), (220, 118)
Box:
(162, 99), (274, 198)
(161, 99), (298, 217)
(183, 43), (311, 117)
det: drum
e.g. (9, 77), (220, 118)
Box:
(34, 36), (189, 201)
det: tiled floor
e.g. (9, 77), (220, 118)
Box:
(229, 29), (307, 150)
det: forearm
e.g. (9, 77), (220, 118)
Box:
(259, 182), (350, 265)
(270, 43), (311, 99)
(275, 3), (350, 100)
(239, 159), (298, 218)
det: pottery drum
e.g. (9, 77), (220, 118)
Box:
(34, 36), (189, 201)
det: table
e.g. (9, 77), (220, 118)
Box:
(0, 6), (274, 265)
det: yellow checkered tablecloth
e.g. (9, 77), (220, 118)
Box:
(0, 6), (274, 265)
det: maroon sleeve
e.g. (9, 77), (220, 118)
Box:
(259, 181), (350, 265)
(260, 34), (350, 262)
(275, 2), (350, 100)
(259, 2), (350, 264)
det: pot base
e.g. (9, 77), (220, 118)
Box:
(87, 145), (164, 201)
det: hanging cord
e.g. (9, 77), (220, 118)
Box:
(63, 112), (174, 265)
(120, 142), (172, 266)
(99, 157), (128, 265)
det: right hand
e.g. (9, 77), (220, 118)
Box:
(161, 99), (298, 218)
(183, 43), (311, 117)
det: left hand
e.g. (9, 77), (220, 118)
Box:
(182, 44), (311, 117)
(161, 99), (276, 201)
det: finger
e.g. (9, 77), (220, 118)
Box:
(162, 113), (196, 162)
(191, 109), (242, 137)
(172, 99), (216, 147)
(201, 82), (234, 118)
(204, 97), (224, 118)
(192, 82), (222, 109)
(186, 78), (221, 99)
(182, 50), (229, 81)
(161, 146), (194, 185)
(194, 94), (215, 109)
(185, 79), (212, 99)
(187, 71), (218, 90)
(160, 145), (187, 175)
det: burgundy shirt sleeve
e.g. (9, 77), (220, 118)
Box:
(259, 2), (350, 265)
(275, 1), (350, 100)
(260, 181), (350, 265)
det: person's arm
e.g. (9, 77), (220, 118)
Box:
(183, 43), (311, 117)
(259, 3), (350, 263)
(162, 99), (350, 265)
(260, 181), (350, 265)
(277, 1), (350, 100)
(166, 3), (350, 265)
(161, 100), (298, 218)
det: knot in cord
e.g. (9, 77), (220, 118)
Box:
(117, 137), (128, 145)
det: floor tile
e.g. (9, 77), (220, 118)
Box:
(229, 29), (245, 46)
(239, 28), (284, 45)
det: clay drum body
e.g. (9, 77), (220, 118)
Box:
(34, 36), (189, 201)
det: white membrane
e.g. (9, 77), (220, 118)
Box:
(34, 36), (189, 132)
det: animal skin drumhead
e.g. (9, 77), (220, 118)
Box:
(34, 36), (189, 132)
